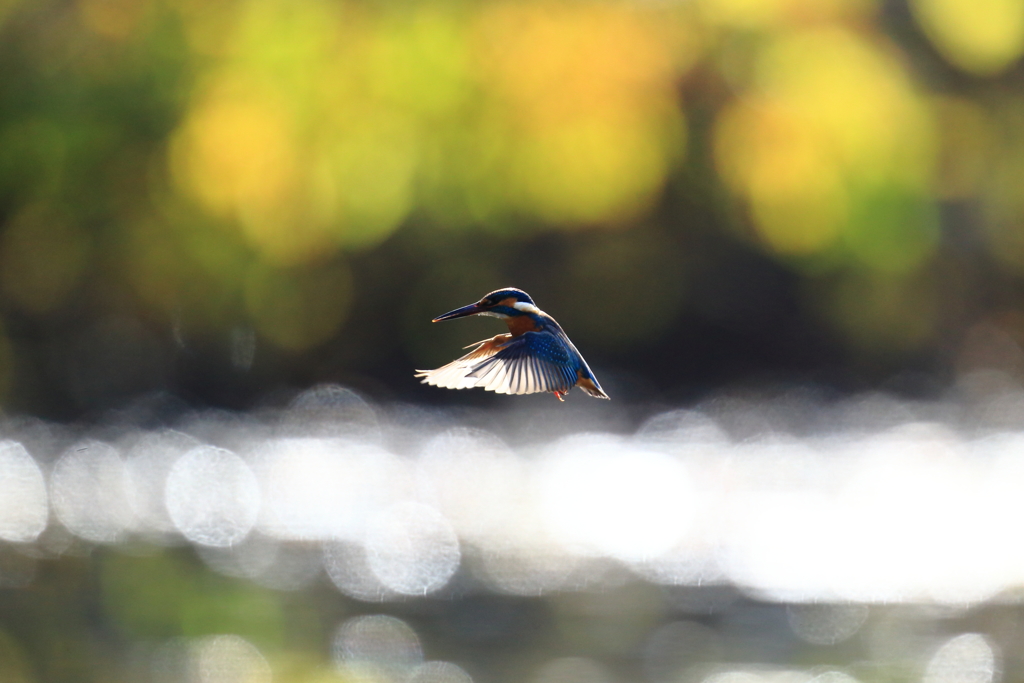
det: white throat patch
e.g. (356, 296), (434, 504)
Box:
(513, 301), (541, 314)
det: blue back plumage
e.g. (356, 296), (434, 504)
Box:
(526, 331), (572, 366)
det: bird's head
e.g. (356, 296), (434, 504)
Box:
(432, 288), (540, 322)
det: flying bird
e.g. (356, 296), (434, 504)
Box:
(416, 288), (609, 401)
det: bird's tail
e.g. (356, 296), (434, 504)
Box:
(578, 377), (609, 399)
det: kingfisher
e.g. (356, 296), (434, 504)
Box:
(416, 288), (609, 401)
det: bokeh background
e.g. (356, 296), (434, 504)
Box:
(5, 0), (1024, 417)
(3, 0), (1024, 681)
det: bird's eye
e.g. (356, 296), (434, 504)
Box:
(479, 300), (490, 306)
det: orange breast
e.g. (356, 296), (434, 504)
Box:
(506, 315), (538, 337)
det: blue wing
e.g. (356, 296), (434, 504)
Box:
(416, 331), (578, 395)
(468, 331), (577, 395)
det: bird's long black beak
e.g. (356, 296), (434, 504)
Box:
(432, 303), (484, 322)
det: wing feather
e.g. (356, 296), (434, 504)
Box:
(484, 364), (506, 393)
(508, 360), (520, 394)
(417, 331), (576, 396)
(415, 334), (511, 390)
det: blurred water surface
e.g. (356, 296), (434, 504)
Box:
(0, 384), (1022, 681)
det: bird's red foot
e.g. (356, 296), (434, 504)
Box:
(553, 390), (567, 402)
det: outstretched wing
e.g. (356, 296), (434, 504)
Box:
(470, 331), (577, 395)
(415, 334), (512, 390)
(417, 331), (577, 395)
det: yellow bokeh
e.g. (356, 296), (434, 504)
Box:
(184, 93), (295, 214)
(514, 118), (677, 226)
(749, 173), (848, 255)
(715, 27), (937, 268)
(910, 0), (1024, 76)
(476, 1), (679, 129)
(167, 0), (697, 241)
(754, 28), (933, 185)
(716, 102), (846, 254)
(0, 204), (91, 314)
(365, 6), (472, 117)
(417, 117), (514, 229)
(475, 0), (687, 226)
(168, 0), (451, 261)
(169, 82), (335, 265)
(320, 110), (419, 249)
(228, 0), (349, 108)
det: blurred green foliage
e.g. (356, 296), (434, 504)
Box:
(101, 551), (289, 644)
(1, 0), (1024, 412)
